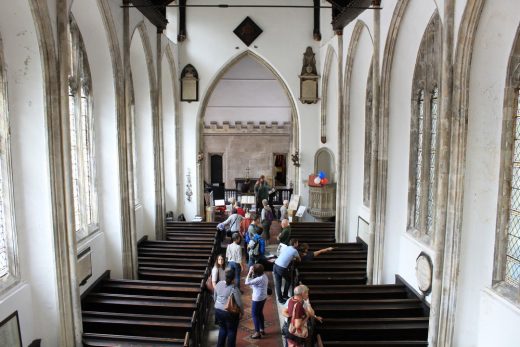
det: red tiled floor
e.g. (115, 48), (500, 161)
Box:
(236, 221), (283, 347)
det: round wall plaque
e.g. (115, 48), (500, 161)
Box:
(415, 252), (433, 295)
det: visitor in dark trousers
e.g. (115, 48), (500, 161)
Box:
(245, 264), (269, 339)
(213, 268), (243, 347)
(273, 239), (300, 304)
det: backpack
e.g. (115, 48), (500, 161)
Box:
(248, 238), (260, 257)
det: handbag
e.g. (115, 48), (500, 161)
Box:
(224, 287), (241, 315)
(286, 299), (308, 342)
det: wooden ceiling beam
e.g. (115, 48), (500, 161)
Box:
(327, 0), (376, 30)
(131, 0), (168, 31)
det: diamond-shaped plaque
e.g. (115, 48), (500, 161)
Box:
(233, 17), (263, 47)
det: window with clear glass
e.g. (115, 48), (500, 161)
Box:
(68, 18), (98, 241)
(363, 64), (373, 207)
(407, 12), (441, 244)
(505, 89), (520, 287)
(0, 33), (19, 289)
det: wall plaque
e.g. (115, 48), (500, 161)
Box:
(415, 252), (433, 295)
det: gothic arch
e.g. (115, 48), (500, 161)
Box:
(314, 147), (336, 183)
(195, 50), (300, 215)
(337, 20), (373, 242)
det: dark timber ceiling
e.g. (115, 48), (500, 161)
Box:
(128, 0), (380, 35)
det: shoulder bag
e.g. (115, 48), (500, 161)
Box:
(285, 299), (308, 343)
(224, 287), (241, 315)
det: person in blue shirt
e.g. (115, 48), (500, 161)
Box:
(274, 239), (300, 304)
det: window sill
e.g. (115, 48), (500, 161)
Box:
(403, 229), (435, 253)
(77, 227), (102, 250)
(0, 279), (24, 300)
(489, 282), (520, 309)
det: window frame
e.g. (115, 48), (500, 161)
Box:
(363, 63), (373, 207)
(0, 33), (20, 292)
(68, 18), (99, 243)
(406, 12), (441, 246)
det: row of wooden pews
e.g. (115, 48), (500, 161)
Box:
(291, 222), (430, 347)
(81, 222), (219, 347)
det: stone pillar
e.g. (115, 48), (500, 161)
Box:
(368, 5), (381, 285)
(429, 0), (455, 346)
(335, 31), (345, 242)
(155, 33), (166, 240)
(123, 0), (138, 279)
(56, 0), (82, 344)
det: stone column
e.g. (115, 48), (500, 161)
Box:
(155, 33), (166, 240)
(429, 0), (455, 346)
(56, 0), (82, 344)
(335, 31), (345, 242)
(368, 4), (381, 284)
(123, 0), (138, 279)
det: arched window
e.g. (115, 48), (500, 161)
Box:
(495, 28), (520, 298)
(129, 73), (140, 208)
(0, 33), (19, 290)
(69, 18), (98, 241)
(363, 63), (373, 207)
(407, 12), (441, 244)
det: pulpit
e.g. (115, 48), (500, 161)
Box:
(308, 184), (336, 221)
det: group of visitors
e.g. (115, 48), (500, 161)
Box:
(210, 178), (329, 347)
(211, 234), (270, 346)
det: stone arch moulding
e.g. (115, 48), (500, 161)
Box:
(432, 1), (484, 346)
(337, 19), (373, 242)
(320, 45), (336, 144)
(195, 50), (301, 216)
(29, 0), (83, 345)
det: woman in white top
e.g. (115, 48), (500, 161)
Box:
(226, 233), (243, 292)
(211, 254), (226, 289)
(245, 263), (269, 339)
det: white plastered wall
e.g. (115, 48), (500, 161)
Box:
(0, 1), (57, 345)
(72, 0), (120, 283)
(382, 0), (437, 290)
(131, 23), (156, 242)
(169, 0), (328, 219)
(345, 25), (373, 243)
(456, 0), (520, 345)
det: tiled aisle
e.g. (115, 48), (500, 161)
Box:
(204, 222), (284, 347)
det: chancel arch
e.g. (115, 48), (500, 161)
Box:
(196, 51), (300, 215)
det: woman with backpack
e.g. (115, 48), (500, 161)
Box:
(247, 216), (266, 267)
(260, 199), (273, 245)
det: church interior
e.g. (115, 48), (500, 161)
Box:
(0, 0), (519, 346)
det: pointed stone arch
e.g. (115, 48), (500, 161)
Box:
(195, 50), (300, 215)
(337, 20), (373, 242)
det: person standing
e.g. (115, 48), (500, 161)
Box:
(211, 254), (226, 290)
(226, 233), (243, 293)
(214, 268), (244, 347)
(280, 199), (289, 221)
(260, 199), (274, 244)
(240, 212), (253, 262)
(221, 209), (243, 238)
(282, 285), (323, 347)
(244, 264), (269, 339)
(247, 220), (266, 268)
(254, 175), (270, 213)
(277, 219), (291, 256)
(273, 239), (300, 304)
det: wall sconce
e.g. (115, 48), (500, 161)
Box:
(180, 64), (199, 102)
(197, 151), (204, 164)
(291, 151), (301, 167)
(299, 47), (319, 104)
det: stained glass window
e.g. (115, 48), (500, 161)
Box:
(506, 89), (520, 287)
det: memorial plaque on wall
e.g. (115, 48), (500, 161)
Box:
(415, 252), (433, 295)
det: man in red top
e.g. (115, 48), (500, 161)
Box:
(282, 285), (323, 347)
